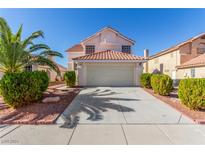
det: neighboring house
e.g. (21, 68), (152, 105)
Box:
(144, 33), (205, 84)
(31, 56), (67, 81)
(176, 53), (205, 78)
(66, 27), (146, 86)
(0, 59), (67, 81)
(32, 63), (67, 81)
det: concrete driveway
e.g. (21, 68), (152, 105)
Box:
(56, 87), (193, 125)
(1, 87), (205, 145)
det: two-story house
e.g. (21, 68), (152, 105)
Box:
(66, 27), (146, 86)
(144, 33), (205, 85)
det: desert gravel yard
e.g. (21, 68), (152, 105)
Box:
(1, 87), (205, 145)
(0, 85), (80, 124)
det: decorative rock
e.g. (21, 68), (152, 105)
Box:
(42, 97), (60, 103)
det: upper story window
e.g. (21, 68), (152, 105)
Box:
(197, 44), (205, 54)
(122, 45), (131, 53)
(25, 65), (32, 72)
(85, 45), (95, 54)
(197, 48), (205, 54)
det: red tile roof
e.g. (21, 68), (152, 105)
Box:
(66, 44), (83, 52)
(72, 50), (145, 61)
(177, 54), (205, 69)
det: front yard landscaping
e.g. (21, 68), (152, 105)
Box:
(0, 86), (80, 124)
(144, 88), (205, 124)
(140, 73), (205, 124)
(0, 17), (82, 124)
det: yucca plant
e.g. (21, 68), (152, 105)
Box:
(0, 17), (63, 74)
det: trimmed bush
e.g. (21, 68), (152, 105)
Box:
(178, 78), (205, 110)
(0, 71), (49, 108)
(151, 74), (173, 96)
(140, 73), (152, 88)
(64, 71), (76, 87)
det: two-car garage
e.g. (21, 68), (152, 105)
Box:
(86, 63), (135, 86)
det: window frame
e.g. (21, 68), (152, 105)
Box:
(25, 65), (32, 72)
(121, 45), (131, 53)
(190, 68), (195, 78)
(197, 48), (205, 54)
(85, 45), (95, 54)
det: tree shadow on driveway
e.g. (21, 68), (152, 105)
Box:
(60, 88), (137, 128)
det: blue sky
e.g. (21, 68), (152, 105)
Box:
(0, 8), (205, 67)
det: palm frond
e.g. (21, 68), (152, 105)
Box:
(28, 44), (50, 53)
(0, 17), (12, 38)
(15, 24), (23, 41)
(0, 17), (12, 46)
(39, 50), (64, 58)
(0, 18), (63, 75)
(22, 30), (44, 48)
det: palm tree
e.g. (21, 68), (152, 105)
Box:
(0, 17), (63, 74)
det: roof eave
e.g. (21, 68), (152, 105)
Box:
(176, 63), (205, 69)
(149, 47), (179, 59)
(73, 59), (147, 63)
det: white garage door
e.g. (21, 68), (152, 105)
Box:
(86, 63), (135, 86)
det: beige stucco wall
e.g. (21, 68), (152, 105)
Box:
(82, 29), (133, 52)
(177, 66), (205, 79)
(146, 50), (180, 77)
(36, 65), (66, 82)
(68, 52), (84, 70)
(36, 67), (54, 81)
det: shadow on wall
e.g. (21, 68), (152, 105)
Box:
(60, 88), (137, 128)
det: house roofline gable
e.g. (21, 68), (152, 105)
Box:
(80, 27), (135, 45)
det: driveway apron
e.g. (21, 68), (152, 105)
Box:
(56, 87), (193, 126)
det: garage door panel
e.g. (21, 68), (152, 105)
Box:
(86, 64), (134, 86)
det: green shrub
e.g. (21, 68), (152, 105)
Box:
(140, 73), (152, 88)
(151, 74), (173, 96)
(64, 71), (76, 87)
(0, 71), (49, 108)
(178, 78), (205, 110)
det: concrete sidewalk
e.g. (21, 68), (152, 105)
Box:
(1, 124), (205, 145)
